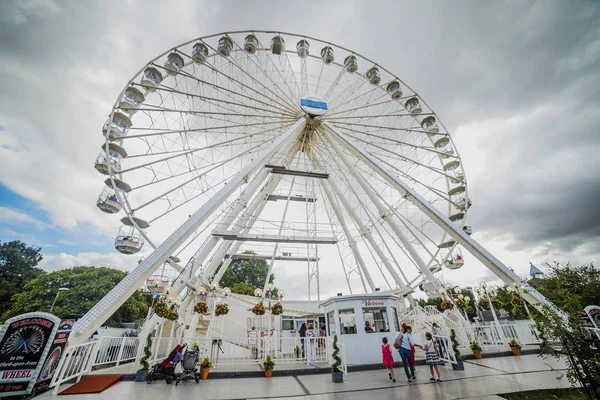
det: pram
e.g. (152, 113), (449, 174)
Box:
(176, 346), (200, 385)
(146, 343), (186, 384)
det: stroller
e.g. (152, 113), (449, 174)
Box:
(146, 343), (186, 384)
(176, 345), (200, 385)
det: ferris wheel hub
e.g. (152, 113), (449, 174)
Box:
(300, 95), (328, 117)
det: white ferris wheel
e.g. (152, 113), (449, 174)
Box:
(75, 30), (552, 342)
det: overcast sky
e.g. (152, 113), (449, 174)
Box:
(1, 0), (599, 299)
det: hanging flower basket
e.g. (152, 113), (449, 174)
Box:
(153, 300), (179, 321)
(215, 303), (229, 316)
(440, 299), (454, 310)
(271, 302), (283, 315)
(252, 301), (266, 316)
(194, 301), (208, 314)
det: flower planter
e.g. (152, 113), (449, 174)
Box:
(510, 346), (520, 356)
(264, 369), (273, 378)
(200, 368), (210, 380)
(135, 370), (148, 382)
(452, 357), (465, 371)
(332, 371), (344, 383)
(472, 350), (482, 359)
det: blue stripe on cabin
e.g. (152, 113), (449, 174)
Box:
(301, 98), (328, 110)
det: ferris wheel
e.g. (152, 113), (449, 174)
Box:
(76, 30), (548, 341)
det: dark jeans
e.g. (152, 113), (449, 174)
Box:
(399, 347), (415, 379)
(301, 338), (305, 358)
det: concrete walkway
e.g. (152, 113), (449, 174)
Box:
(36, 355), (574, 399)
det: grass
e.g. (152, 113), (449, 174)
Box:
(501, 388), (586, 400)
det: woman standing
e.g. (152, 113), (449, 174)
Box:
(394, 325), (416, 383)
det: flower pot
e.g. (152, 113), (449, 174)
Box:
(200, 368), (210, 380)
(510, 346), (520, 356)
(452, 357), (465, 371)
(332, 371), (344, 383)
(264, 369), (273, 378)
(135, 370), (148, 382)
(472, 350), (482, 359)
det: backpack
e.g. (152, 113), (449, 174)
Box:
(393, 333), (403, 350)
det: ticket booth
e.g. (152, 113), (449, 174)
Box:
(321, 293), (403, 364)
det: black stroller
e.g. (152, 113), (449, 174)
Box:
(147, 343), (186, 384)
(176, 345), (200, 384)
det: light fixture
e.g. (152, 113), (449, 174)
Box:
(254, 288), (263, 297)
(474, 286), (481, 293)
(464, 296), (470, 302)
(266, 283), (274, 292)
(481, 282), (487, 289)
(458, 294), (464, 300)
(198, 287), (206, 295)
(279, 290), (285, 298)
(454, 287), (461, 294)
(223, 287), (231, 295)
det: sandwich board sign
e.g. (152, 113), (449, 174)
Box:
(0, 312), (60, 397)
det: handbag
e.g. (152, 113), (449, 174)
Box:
(393, 333), (403, 350)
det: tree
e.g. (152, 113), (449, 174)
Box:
(0, 240), (45, 318)
(1, 266), (148, 325)
(219, 256), (275, 296)
(530, 262), (600, 314)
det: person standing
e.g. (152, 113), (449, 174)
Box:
(299, 323), (307, 358)
(381, 337), (396, 382)
(417, 332), (443, 383)
(394, 325), (416, 383)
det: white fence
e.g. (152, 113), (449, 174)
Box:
(51, 341), (97, 395)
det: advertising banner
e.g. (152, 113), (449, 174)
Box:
(584, 305), (600, 330)
(0, 313), (60, 397)
(32, 319), (75, 394)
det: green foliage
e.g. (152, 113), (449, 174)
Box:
(508, 338), (522, 350)
(200, 357), (212, 369)
(494, 286), (529, 320)
(470, 341), (482, 352)
(450, 329), (461, 356)
(535, 305), (600, 398)
(140, 334), (153, 370)
(219, 256), (274, 295)
(263, 354), (275, 370)
(530, 262), (600, 314)
(0, 241), (45, 318)
(331, 334), (342, 373)
(1, 266), (148, 325)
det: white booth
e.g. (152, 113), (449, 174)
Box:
(321, 293), (404, 365)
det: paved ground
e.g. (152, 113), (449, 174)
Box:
(36, 355), (573, 399)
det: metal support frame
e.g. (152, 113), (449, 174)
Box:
(69, 119), (307, 346)
(323, 121), (560, 314)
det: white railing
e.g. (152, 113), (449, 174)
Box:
(94, 336), (140, 367)
(213, 317), (251, 346)
(51, 341), (98, 395)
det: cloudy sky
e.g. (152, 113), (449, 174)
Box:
(1, 0), (599, 299)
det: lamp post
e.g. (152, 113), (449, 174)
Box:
(476, 283), (508, 349)
(255, 284), (284, 358)
(49, 287), (69, 313)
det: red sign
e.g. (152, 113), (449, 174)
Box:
(362, 300), (385, 307)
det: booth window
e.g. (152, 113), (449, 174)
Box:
(362, 307), (390, 332)
(339, 309), (357, 334)
(282, 318), (294, 331)
(391, 307), (400, 332)
(327, 311), (336, 335)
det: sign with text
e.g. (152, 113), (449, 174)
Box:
(0, 313), (60, 397)
(362, 300), (385, 307)
(32, 319), (74, 394)
(584, 306), (600, 330)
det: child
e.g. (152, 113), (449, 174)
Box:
(381, 337), (396, 382)
(417, 332), (443, 383)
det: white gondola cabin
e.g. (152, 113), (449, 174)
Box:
(386, 81), (402, 99)
(244, 34), (258, 54)
(344, 55), (358, 73)
(455, 197), (472, 211)
(444, 160), (461, 171)
(405, 97), (422, 115)
(270, 35), (285, 55)
(96, 184), (123, 214)
(421, 116), (439, 134)
(218, 36), (233, 57)
(463, 225), (473, 235)
(296, 39), (309, 58)
(120, 215), (150, 229)
(192, 42), (209, 64)
(320, 46), (334, 64)
(442, 149), (454, 159)
(164, 52), (184, 75)
(95, 143), (127, 175)
(140, 67), (163, 92)
(115, 225), (144, 254)
(434, 137), (450, 151)
(119, 87), (145, 115)
(365, 66), (381, 85)
(444, 255), (464, 270)
(102, 112), (131, 141)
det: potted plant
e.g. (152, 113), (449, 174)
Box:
(263, 355), (275, 377)
(470, 341), (483, 359)
(331, 334), (344, 383)
(135, 333), (152, 382)
(194, 301), (208, 314)
(200, 357), (212, 380)
(271, 302), (284, 315)
(215, 303), (229, 316)
(450, 329), (464, 371)
(252, 301), (266, 316)
(294, 345), (301, 359)
(508, 338), (521, 356)
(252, 346), (259, 360)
